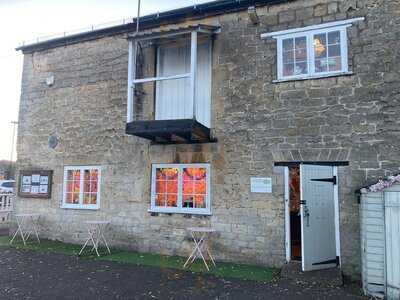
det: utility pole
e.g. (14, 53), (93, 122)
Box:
(136, 0), (141, 33)
(8, 121), (18, 179)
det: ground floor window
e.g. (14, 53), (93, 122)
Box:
(150, 163), (211, 215)
(62, 166), (101, 210)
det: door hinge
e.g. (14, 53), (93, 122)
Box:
(311, 175), (337, 185)
(300, 200), (306, 205)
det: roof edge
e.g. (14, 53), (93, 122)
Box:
(17, 0), (290, 53)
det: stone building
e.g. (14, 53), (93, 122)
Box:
(15, 0), (400, 278)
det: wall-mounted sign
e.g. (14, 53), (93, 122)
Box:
(19, 170), (53, 199)
(250, 177), (272, 193)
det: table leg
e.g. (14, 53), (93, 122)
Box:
(184, 232), (200, 268)
(10, 217), (26, 246)
(99, 226), (111, 254)
(205, 243), (216, 267)
(194, 233), (210, 271)
(31, 218), (41, 244)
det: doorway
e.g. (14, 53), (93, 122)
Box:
(284, 164), (341, 271)
(289, 166), (301, 261)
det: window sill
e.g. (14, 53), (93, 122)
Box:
(148, 208), (211, 216)
(273, 71), (354, 83)
(61, 205), (99, 210)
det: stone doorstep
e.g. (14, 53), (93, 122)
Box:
(280, 261), (343, 288)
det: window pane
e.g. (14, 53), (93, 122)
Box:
(328, 57), (342, 71)
(182, 168), (207, 209)
(66, 181), (73, 193)
(315, 59), (328, 73)
(73, 180), (80, 193)
(282, 36), (308, 78)
(66, 193), (73, 203)
(90, 169), (98, 181)
(295, 62), (308, 75)
(84, 170), (90, 181)
(155, 167), (178, 208)
(83, 193), (91, 204)
(314, 33), (327, 59)
(84, 180), (90, 193)
(283, 50), (294, 64)
(156, 194), (165, 206)
(295, 37), (307, 49)
(72, 192), (79, 204)
(159, 168), (178, 180)
(194, 180), (207, 194)
(283, 63), (294, 76)
(282, 38), (293, 51)
(90, 193), (97, 205)
(194, 195), (206, 208)
(166, 194), (177, 207)
(328, 44), (341, 58)
(295, 48), (307, 62)
(182, 168), (204, 181)
(182, 194), (194, 208)
(328, 31), (340, 45)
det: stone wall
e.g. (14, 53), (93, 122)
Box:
(15, 0), (400, 277)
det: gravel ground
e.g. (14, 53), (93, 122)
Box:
(0, 244), (367, 300)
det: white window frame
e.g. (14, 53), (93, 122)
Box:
(261, 17), (364, 82)
(61, 165), (101, 210)
(150, 163), (211, 215)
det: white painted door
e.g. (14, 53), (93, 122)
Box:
(156, 40), (211, 127)
(300, 164), (337, 271)
(385, 191), (400, 299)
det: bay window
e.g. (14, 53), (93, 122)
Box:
(150, 164), (211, 214)
(62, 166), (101, 210)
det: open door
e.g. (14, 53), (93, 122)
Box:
(300, 164), (337, 271)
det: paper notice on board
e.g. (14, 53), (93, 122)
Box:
(31, 174), (40, 183)
(250, 177), (272, 193)
(30, 186), (39, 194)
(40, 176), (49, 185)
(22, 176), (31, 185)
(39, 185), (48, 194)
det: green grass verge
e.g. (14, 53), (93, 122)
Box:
(0, 236), (278, 282)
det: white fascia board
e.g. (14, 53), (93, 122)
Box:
(261, 17), (365, 39)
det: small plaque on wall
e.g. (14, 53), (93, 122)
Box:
(19, 170), (53, 199)
(250, 177), (272, 193)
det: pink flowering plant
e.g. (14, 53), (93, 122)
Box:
(360, 174), (400, 193)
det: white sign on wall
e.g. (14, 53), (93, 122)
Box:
(250, 177), (272, 193)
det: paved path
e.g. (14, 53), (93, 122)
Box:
(0, 247), (367, 300)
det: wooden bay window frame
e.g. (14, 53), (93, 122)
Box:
(126, 25), (218, 125)
(150, 163), (211, 215)
(61, 165), (101, 210)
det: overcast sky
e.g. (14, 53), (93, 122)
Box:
(0, 0), (213, 161)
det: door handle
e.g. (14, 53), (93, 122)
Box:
(303, 205), (310, 227)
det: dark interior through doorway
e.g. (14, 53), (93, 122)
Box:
(289, 166), (301, 261)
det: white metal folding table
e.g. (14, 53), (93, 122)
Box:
(78, 220), (111, 257)
(10, 213), (41, 245)
(184, 227), (216, 271)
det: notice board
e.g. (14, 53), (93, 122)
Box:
(18, 170), (53, 198)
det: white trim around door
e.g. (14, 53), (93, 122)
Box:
(283, 164), (341, 267)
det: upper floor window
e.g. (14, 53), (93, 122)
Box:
(150, 163), (211, 215)
(261, 18), (364, 81)
(62, 166), (101, 210)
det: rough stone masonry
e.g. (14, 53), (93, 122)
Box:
(15, 0), (400, 278)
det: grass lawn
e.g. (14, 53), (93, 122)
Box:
(0, 236), (279, 282)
